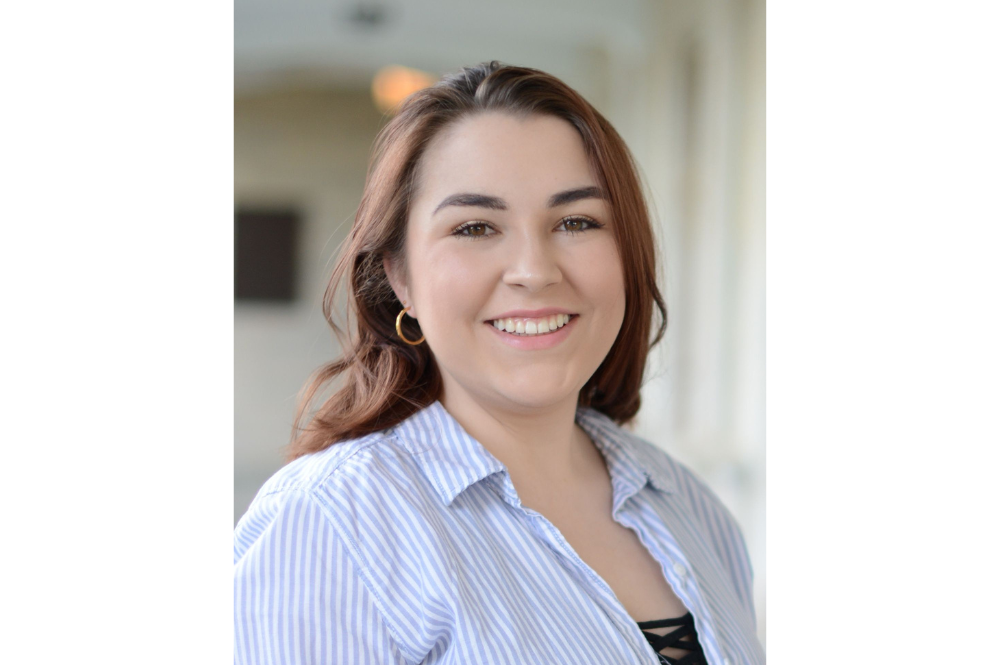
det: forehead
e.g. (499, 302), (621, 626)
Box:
(411, 112), (597, 209)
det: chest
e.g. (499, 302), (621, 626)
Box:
(556, 511), (687, 620)
(353, 475), (761, 664)
(521, 497), (699, 661)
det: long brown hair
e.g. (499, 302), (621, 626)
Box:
(285, 61), (667, 462)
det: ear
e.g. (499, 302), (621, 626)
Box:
(382, 253), (417, 318)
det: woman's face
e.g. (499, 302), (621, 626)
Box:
(385, 112), (626, 411)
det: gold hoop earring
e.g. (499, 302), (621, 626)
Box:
(395, 306), (425, 345)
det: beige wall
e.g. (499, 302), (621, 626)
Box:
(234, 88), (385, 518)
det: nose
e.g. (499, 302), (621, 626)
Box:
(501, 228), (563, 292)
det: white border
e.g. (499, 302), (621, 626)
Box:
(2, 1), (233, 662)
(768, 0), (1000, 660)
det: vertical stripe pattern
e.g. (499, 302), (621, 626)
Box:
(234, 400), (764, 664)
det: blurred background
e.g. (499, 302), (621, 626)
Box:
(235, 0), (765, 644)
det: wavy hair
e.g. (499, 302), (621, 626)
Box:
(285, 61), (666, 461)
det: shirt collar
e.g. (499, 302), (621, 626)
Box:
(390, 399), (675, 507)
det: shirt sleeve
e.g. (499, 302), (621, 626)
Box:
(234, 488), (410, 665)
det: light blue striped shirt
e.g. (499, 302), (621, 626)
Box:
(235, 400), (764, 664)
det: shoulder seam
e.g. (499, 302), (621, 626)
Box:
(258, 432), (392, 496)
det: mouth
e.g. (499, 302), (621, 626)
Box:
(483, 314), (579, 350)
(485, 313), (578, 337)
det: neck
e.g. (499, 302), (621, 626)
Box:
(439, 382), (599, 492)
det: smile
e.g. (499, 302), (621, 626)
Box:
(490, 313), (571, 336)
(483, 314), (579, 350)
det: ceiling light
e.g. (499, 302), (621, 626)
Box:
(371, 65), (436, 114)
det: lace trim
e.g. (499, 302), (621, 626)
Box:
(636, 612), (707, 665)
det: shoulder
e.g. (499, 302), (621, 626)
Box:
(249, 431), (395, 496)
(233, 434), (419, 663)
(240, 429), (432, 514)
(612, 423), (753, 567)
(236, 429), (441, 554)
(618, 425), (757, 613)
(647, 439), (734, 517)
(624, 426), (740, 526)
(582, 408), (746, 538)
(233, 428), (463, 662)
(235, 432), (382, 555)
(236, 430), (423, 549)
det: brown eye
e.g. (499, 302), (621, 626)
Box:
(453, 222), (496, 240)
(560, 216), (602, 234)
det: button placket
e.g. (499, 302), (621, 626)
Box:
(526, 510), (662, 663)
(613, 509), (730, 665)
(490, 474), (686, 664)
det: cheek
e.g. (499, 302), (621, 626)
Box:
(573, 239), (627, 313)
(416, 249), (493, 326)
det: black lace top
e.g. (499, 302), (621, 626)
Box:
(636, 612), (708, 665)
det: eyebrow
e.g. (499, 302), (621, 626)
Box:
(432, 186), (606, 216)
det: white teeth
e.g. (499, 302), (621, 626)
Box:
(491, 314), (573, 336)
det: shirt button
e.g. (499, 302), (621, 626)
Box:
(723, 659), (731, 665)
(672, 562), (687, 578)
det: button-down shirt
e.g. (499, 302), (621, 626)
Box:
(234, 400), (764, 664)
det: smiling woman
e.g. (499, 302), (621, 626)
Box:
(382, 110), (630, 420)
(234, 61), (765, 665)
(287, 66), (667, 449)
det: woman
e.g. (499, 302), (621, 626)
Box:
(235, 61), (764, 665)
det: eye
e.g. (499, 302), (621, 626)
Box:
(452, 216), (604, 241)
(558, 216), (603, 235)
(452, 221), (496, 240)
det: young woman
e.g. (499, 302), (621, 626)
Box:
(235, 61), (764, 665)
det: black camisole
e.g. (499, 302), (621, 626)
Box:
(636, 612), (708, 665)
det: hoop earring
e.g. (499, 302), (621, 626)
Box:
(395, 305), (425, 345)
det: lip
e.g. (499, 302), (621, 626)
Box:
(485, 307), (577, 321)
(484, 314), (578, 350)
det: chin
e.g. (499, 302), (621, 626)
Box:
(495, 382), (575, 410)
